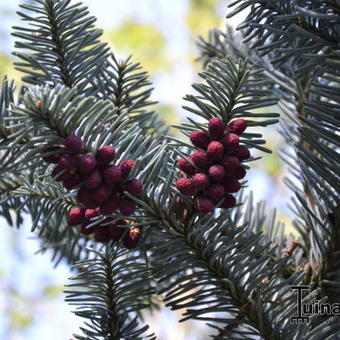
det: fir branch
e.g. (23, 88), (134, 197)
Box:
(14, 173), (76, 233)
(147, 194), (325, 339)
(2, 0), (339, 338)
(4, 84), (160, 169)
(65, 246), (155, 340)
(12, 0), (167, 137)
(178, 57), (279, 154)
(92, 53), (169, 137)
(197, 12), (340, 304)
(36, 216), (94, 267)
(228, 0), (340, 78)
(0, 76), (16, 140)
(0, 77), (26, 226)
(94, 54), (156, 117)
(127, 148), (312, 338)
(12, 0), (110, 90)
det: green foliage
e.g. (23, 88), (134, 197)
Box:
(199, 0), (340, 325)
(12, 0), (110, 90)
(92, 54), (168, 137)
(177, 57), (279, 153)
(0, 0), (339, 339)
(0, 77), (25, 227)
(12, 0), (167, 139)
(228, 0), (340, 79)
(65, 246), (156, 340)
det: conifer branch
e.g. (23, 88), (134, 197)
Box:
(225, 0), (340, 306)
(1, 0), (339, 338)
(92, 53), (169, 137)
(65, 246), (156, 340)
(12, 0), (110, 89)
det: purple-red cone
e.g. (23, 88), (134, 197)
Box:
(195, 196), (214, 213)
(192, 173), (209, 190)
(67, 206), (85, 226)
(64, 135), (83, 153)
(94, 225), (112, 243)
(78, 153), (97, 173)
(103, 165), (122, 184)
(207, 141), (224, 160)
(192, 150), (211, 169)
(99, 195), (119, 215)
(208, 117), (225, 139)
(176, 178), (196, 195)
(96, 145), (116, 165)
(175, 116), (251, 213)
(220, 194), (236, 208)
(119, 160), (135, 178)
(189, 131), (211, 149)
(228, 119), (247, 135)
(84, 170), (102, 189)
(177, 158), (197, 176)
(125, 179), (143, 196)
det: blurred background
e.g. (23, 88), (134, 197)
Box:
(0, 0), (292, 339)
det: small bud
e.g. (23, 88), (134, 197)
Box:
(94, 225), (112, 243)
(35, 99), (43, 109)
(119, 160), (136, 179)
(234, 146), (250, 160)
(58, 154), (77, 170)
(219, 194), (236, 208)
(78, 153), (97, 173)
(233, 167), (247, 180)
(228, 119), (247, 135)
(224, 179), (241, 193)
(84, 208), (100, 221)
(195, 196), (214, 213)
(84, 170), (102, 189)
(207, 141), (224, 160)
(192, 150), (211, 169)
(77, 186), (94, 205)
(94, 184), (112, 203)
(177, 157), (197, 176)
(125, 178), (143, 196)
(67, 207), (85, 226)
(103, 165), (123, 183)
(189, 131), (211, 149)
(192, 173), (209, 190)
(123, 226), (141, 249)
(208, 117), (225, 139)
(221, 133), (239, 151)
(99, 195), (119, 215)
(208, 165), (225, 182)
(96, 145), (116, 165)
(34, 32), (49, 38)
(175, 178), (196, 195)
(221, 155), (240, 172)
(206, 184), (225, 201)
(64, 135), (83, 153)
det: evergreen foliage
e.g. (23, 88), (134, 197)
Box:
(1, 0), (339, 339)
(65, 246), (156, 340)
